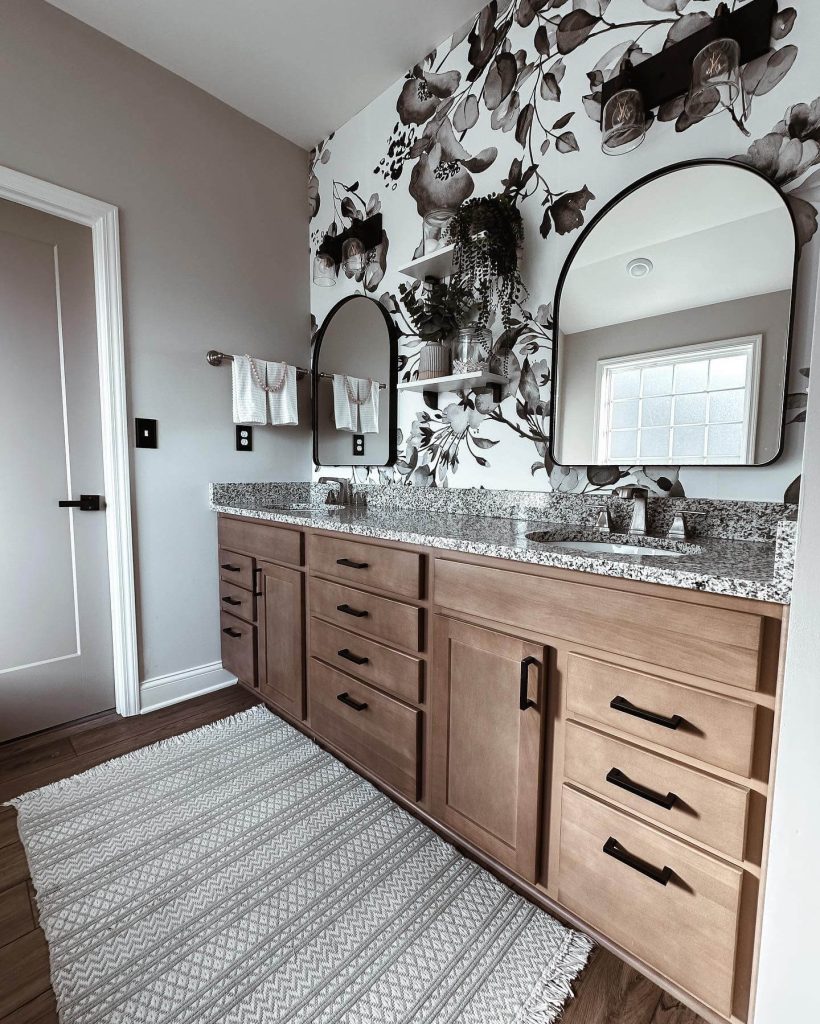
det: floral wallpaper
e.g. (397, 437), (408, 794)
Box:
(309, 0), (818, 501)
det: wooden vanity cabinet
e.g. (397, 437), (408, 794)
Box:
(257, 561), (305, 719)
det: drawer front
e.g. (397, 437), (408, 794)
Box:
(310, 617), (423, 705)
(310, 578), (422, 652)
(218, 515), (303, 566)
(218, 549), (255, 590)
(220, 611), (257, 686)
(559, 786), (742, 1017)
(564, 722), (749, 859)
(309, 660), (420, 800)
(309, 534), (423, 599)
(566, 654), (756, 776)
(434, 559), (763, 689)
(219, 579), (256, 623)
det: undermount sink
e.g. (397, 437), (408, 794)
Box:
(526, 534), (685, 558)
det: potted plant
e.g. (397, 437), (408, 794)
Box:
(398, 276), (458, 380)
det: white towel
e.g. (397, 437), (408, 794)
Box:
(358, 378), (380, 434)
(267, 362), (298, 426)
(332, 374), (380, 434)
(332, 374), (356, 432)
(231, 354), (267, 425)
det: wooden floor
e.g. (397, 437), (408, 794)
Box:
(0, 687), (704, 1024)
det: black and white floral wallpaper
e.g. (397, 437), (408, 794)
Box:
(309, 0), (817, 500)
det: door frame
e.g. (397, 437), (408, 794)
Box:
(0, 164), (139, 716)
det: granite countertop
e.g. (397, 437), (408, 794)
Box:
(210, 492), (796, 605)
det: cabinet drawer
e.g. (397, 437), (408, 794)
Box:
(218, 515), (303, 566)
(309, 534), (422, 599)
(310, 617), (423, 704)
(566, 654), (756, 777)
(559, 786), (742, 1017)
(220, 611), (257, 686)
(310, 578), (422, 651)
(564, 722), (749, 859)
(434, 559), (763, 689)
(309, 660), (420, 800)
(219, 579), (256, 623)
(218, 549), (255, 590)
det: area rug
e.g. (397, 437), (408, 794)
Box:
(10, 705), (592, 1024)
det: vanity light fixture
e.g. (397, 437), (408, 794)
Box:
(626, 257), (653, 279)
(598, 0), (775, 153)
(312, 213), (383, 287)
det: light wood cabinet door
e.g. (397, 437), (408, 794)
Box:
(258, 561), (305, 719)
(431, 615), (545, 880)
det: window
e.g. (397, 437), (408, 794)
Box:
(594, 336), (761, 465)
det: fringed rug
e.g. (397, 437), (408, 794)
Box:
(10, 705), (592, 1024)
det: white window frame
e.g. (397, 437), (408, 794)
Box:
(593, 335), (762, 466)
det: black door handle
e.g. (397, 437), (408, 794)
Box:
(337, 558), (369, 570)
(221, 596), (241, 606)
(519, 656), (539, 711)
(222, 627), (242, 638)
(337, 603), (368, 618)
(338, 648), (369, 666)
(606, 768), (678, 810)
(58, 494), (102, 511)
(603, 836), (672, 886)
(337, 691), (368, 711)
(610, 695), (683, 730)
(221, 563), (241, 572)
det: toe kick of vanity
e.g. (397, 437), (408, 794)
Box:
(216, 512), (786, 1024)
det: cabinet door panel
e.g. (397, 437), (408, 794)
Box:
(431, 615), (545, 880)
(258, 562), (305, 719)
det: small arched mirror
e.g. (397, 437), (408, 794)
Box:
(312, 294), (398, 467)
(551, 160), (798, 468)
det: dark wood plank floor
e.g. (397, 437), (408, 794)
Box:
(0, 687), (704, 1024)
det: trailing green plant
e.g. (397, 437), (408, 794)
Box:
(447, 194), (527, 330)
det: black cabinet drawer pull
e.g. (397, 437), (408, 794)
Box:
(338, 648), (369, 666)
(221, 563), (241, 572)
(222, 627), (242, 638)
(610, 695), (683, 730)
(337, 691), (368, 712)
(337, 558), (369, 570)
(519, 656), (539, 711)
(603, 836), (672, 886)
(606, 767), (678, 810)
(221, 596), (242, 606)
(337, 603), (368, 618)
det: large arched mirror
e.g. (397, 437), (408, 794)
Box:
(551, 160), (798, 468)
(312, 294), (398, 467)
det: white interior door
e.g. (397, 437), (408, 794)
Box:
(0, 198), (114, 741)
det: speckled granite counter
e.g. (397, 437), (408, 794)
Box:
(210, 484), (796, 604)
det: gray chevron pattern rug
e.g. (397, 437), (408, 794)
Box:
(11, 705), (592, 1024)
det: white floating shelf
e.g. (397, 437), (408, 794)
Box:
(398, 243), (455, 281)
(398, 371), (506, 408)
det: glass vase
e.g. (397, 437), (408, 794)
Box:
(452, 326), (492, 374)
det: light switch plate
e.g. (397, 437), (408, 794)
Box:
(235, 425), (253, 452)
(135, 418), (157, 448)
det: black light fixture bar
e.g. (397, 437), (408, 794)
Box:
(600, 0), (777, 118)
(318, 213), (383, 266)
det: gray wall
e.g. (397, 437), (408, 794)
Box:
(0, 0), (310, 688)
(556, 290), (792, 466)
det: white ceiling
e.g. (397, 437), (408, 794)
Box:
(46, 0), (485, 149)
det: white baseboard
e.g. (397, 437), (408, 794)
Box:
(140, 660), (237, 713)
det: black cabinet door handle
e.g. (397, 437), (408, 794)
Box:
(337, 603), (368, 618)
(603, 836), (672, 886)
(222, 627), (242, 638)
(337, 558), (369, 570)
(519, 656), (539, 711)
(221, 563), (241, 572)
(610, 695), (683, 730)
(337, 691), (368, 712)
(606, 767), (678, 810)
(221, 596), (241, 606)
(338, 648), (369, 666)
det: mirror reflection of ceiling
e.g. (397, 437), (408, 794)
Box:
(560, 165), (794, 335)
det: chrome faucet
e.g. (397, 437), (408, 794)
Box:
(318, 476), (353, 507)
(591, 505), (613, 535)
(614, 485), (650, 536)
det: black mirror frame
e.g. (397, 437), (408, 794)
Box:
(311, 293), (399, 468)
(549, 157), (800, 470)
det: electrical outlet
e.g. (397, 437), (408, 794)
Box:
(235, 425), (253, 452)
(135, 418), (157, 448)
(353, 434), (365, 457)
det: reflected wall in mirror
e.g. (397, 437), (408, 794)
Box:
(551, 160), (798, 468)
(312, 294), (398, 467)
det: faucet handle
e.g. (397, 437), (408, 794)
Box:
(667, 510), (706, 540)
(590, 505), (613, 533)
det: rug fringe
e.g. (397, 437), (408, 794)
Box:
(517, 932), (594, 1024)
